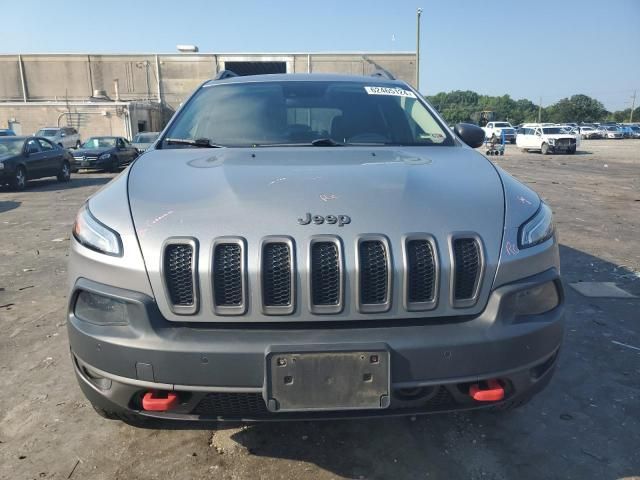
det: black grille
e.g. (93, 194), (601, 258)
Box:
(453, 238), (481, 301)
(359, 240), (389, 305)
(262, 242), (292, 307)
(164, 244), (194, 306)
(311, 242), (340, 306)
(192, 393), (269, 417)
(406, 240), (436, 303)
(213, 243), (243, 306)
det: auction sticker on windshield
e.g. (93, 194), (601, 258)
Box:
(364, 86), (416, 98)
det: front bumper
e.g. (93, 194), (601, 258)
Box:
(68, 269), (564, 421)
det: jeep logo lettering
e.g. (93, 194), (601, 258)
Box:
(297, 213), (351, 227)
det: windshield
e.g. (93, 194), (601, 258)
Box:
(134, 133), (158, 143)
(163, 81), (452, 147)
(494, 122), (511, 128)
(606, 126), (619, 131)
(0, 138), (25, 157)
(542, 128), (565, 134)
(37, 129), (60, 137)
(82, 137), (117, 148)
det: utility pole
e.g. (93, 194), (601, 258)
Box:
(630, 90), (636, 123)
(538, 96), (542, 123)
(416, 8), (423, 92)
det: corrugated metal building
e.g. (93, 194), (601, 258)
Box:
(0, 52), (416, 139)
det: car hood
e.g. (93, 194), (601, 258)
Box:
(125, 146), (505, 321)
(0, 152), (19, 162)
(74, 147), (113, 156)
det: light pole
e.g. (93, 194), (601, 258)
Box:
(416, 8), (423, 92)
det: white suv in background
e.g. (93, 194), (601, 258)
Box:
(35, 127), (81, 149)
(516, 124), (580, 154)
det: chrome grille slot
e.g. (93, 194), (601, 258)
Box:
(357, 236), (392, 313)
(261, 238), (295, 315)
(309, 238), (343, 314)
(162, 239), (198, 315)
(452, 237), (483, 307)
(405, 237), (438, 310)
(212, 238), (246, 315)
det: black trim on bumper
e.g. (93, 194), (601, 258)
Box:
(67, 269), (564, 420)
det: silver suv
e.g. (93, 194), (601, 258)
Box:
(36, 127), (81, 149)
(67, 72), (563, 424)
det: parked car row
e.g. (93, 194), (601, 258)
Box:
(0, 135), (143, 190)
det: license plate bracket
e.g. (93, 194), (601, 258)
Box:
(265, 347), (390, 412)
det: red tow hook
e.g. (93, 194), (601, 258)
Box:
(142, 391), (179, 411)
(469, 379), (505, 402)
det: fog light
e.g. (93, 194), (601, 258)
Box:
(74, 290), (128, 325)
(509, 281), (559, 316)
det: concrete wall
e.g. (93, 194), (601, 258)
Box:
(0, 52), (415, 138)
(0, 102), (163, 140)
(0, 52), (416, 109)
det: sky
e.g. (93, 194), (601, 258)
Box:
(1, 0), (639, 110)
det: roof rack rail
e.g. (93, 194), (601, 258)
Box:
(214, 70), (238, 80)
(370, 68), (396, 80)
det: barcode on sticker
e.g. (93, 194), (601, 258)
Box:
(364, 86), (416, 98)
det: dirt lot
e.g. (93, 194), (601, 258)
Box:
(1, 140), (639, 480)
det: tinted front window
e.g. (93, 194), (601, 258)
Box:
(163, 81), (452, 147)
(542, 128), (564, 134)
(83, 137), (117, 148)
(494, 122), (511, 128)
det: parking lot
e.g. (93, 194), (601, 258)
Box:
(0, 140), (639, 479)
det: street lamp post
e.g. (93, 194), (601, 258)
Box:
(416, 8), (423, 92)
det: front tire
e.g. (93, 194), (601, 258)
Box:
(10, 166), (27, 191)
(57, 161), (71, 182)
(541, 143), (550, 155)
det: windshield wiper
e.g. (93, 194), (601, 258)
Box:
(310, 138), (345, 147)
(164, 137), (226, 148)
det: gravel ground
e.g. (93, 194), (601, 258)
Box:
(0, 140), (639, 480)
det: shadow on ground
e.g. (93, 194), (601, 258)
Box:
(0, 200), (20, 213)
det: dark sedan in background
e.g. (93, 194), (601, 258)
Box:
(72, 136), (138, 172)
(0, 136), (72, 190)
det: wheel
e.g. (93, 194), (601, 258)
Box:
(75, 140), (81, 149)
(10, 166), (27, 191)
(486, 150), (491, 155)
(57, 161), (71, 182)
(541, 143), (550, 155)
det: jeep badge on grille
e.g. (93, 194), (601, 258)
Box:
(297, 213), (351, 227)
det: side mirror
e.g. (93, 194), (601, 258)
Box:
(60, 132), (66, 137)
(454, 123), (485, 148)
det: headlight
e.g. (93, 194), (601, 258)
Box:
(519, 203), (554, 248)
(98, 153), (111, 160)
(72, 204), (123, 256)
(548, 138), (556, 145)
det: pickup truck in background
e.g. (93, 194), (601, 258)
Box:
(482, 122), (516, 144)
